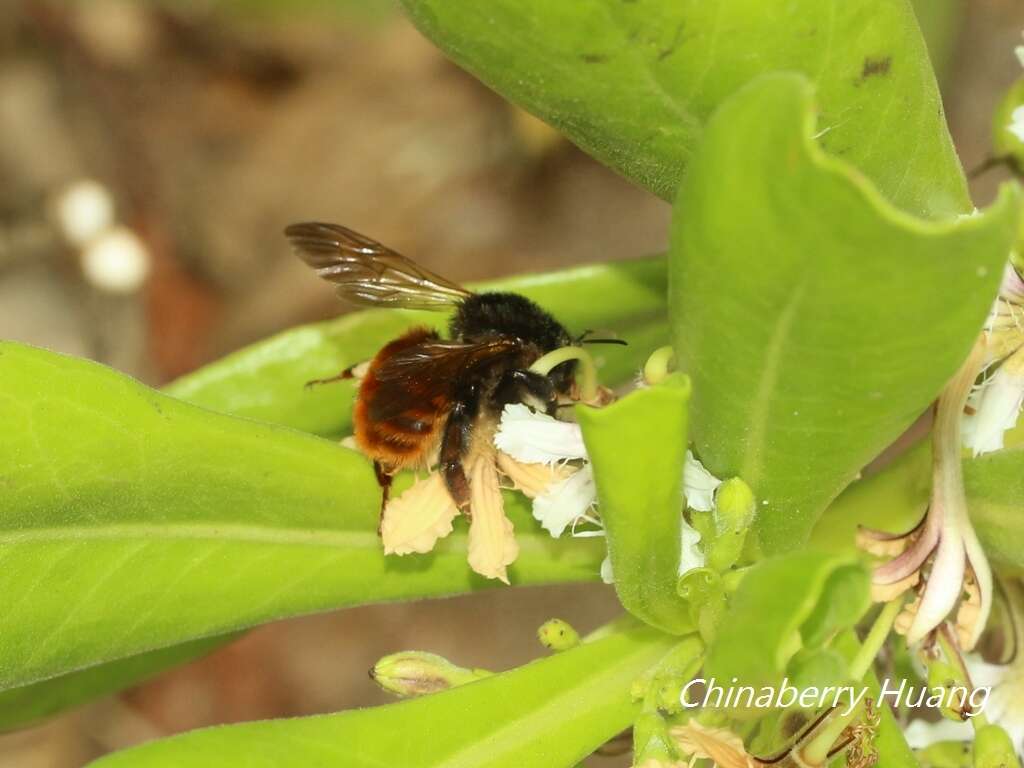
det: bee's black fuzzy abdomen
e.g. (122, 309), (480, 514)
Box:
(451, 292), (572, 352)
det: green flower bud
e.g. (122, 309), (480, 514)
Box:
(974, 724), (1022, 768)
(926, 660), (969, 722)
(537, 618), (580, 651)
(707, 477), (756, 572)
(370, 651), (491, 697)
(678, 567), (726, 644)
(633, 711), (679, 766)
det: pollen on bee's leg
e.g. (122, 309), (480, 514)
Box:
(466, 452), (519, 584)
(380, 472), (458, 556)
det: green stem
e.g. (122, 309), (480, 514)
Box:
(642, 345), (675, 385)
(530, 346), (598, 401)
(798, 599), (902, 766)
(936, 624), (990, 730)
(850, 599), (904, 679)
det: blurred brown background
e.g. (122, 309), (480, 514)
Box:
(0, 0), (1021, 765)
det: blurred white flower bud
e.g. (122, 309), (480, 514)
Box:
(80, 226), (151, 294)
(52, 179), (115, 247)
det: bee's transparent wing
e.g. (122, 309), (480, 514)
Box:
(285, 222), (471, 310)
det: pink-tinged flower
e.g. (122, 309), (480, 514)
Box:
(862, 264), (1024, 650)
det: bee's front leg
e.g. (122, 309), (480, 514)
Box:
(492, 368), (558, 415)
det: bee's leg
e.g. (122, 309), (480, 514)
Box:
(440, 381), (481, 515)
(305, 360), (368, 389)
(373, 460), (394, 535)
(492, 368), (558, 415)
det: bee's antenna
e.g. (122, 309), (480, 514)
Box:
(581, 338), (628, 346)
(576, 329), (627, 346)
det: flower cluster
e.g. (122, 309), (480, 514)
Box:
(860, 261), (1024, 650)
(494, 403), (719, 583)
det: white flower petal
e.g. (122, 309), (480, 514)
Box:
(1010, 105), (1024, 143)
(381, 473), (458, 555)
(494, 403), (587, 465)
(902, 719), (973, 749)
(600, 553), (614, 584)
(532, 464), (596, 538)
(679, 517), (706, 574)
(683, 450), (722, 512)
(466, 454), (518, 583)
(1017, 43), (1024, 69)
(964, 354), (1024, 456)
(964, 654), (1010, 689)
(907, 526), (966, 645)
(495, 453), (573, 498)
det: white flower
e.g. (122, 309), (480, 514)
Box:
(969, 655), (1024, 756)
(494, 403), (719, 583)
(600, 518), (705, 585)
(965, 264), (1024, 456)
(493, 403), (586, 464)
(963, 350), (1024, 456)
(683, 449), (722, 511)
(533, 464), (596, 538)
(902, 654), (1024, 759)
(901, 718), (972, 750)
(1009, 105), (1024, 143)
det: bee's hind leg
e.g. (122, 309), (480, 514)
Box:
(440, 381), (481, 517)
(373, 460), (394, 536)
(305, 360), (369, 389)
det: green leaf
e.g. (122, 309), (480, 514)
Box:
(0, 342), (605, 691)
(577, 374), (693, 634)
(400, 0), (969, 218)
(0, 258), (666, 722)
(799, 564), (872, 649)
(0, 635), (231, 732)
(166, 257), (668, 437)
(704, 551), (869, 691)
(87, 621), (683, 768)
(670, 73), (1019, 554)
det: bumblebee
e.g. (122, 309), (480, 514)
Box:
(286, 222), (595, 516)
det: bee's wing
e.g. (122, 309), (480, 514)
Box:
(369, 338), (521, 422)
(285, 222), (472, 310)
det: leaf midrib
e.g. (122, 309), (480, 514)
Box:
(0, 523), (572, 555)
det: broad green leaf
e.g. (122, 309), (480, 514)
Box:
(0, 258), (666, 722)
(704, 551), (869, 692)
(0, 635), (230, 732)
(166, 257), (668, 437)
(87, 621), (684, 768)
(0, 343), (604, 690)
(400, 0), (969, 218)
(576, 374), (693, 634)
(799, 564), (872, 649)
(671, 73), (1019, 554)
